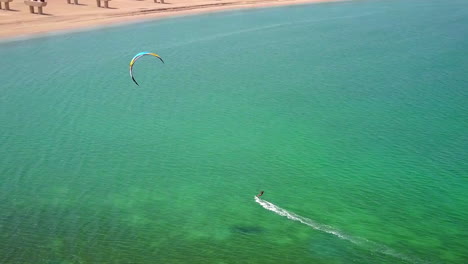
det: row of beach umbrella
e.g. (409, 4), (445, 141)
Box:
(0, 0), (166, 13)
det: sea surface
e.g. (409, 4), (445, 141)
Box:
(1, 0), (467, 263)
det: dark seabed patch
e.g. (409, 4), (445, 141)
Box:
(232, 225), (265, 235)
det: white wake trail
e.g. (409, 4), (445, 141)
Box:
(254, 196), (423, 264)
(255, 196), (360, 243)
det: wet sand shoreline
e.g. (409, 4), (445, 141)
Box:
(0, 0), (343, 40)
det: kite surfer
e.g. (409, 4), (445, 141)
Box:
(256, 191), (264, 197)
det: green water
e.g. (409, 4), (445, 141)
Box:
(1, 0), (467, 263)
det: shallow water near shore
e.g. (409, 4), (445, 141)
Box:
(1, 0), (468, 263)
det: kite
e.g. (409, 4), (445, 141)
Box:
(129, 52), (164, 86)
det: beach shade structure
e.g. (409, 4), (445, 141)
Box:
(24, 0), (47, 14)
(0, 0), (14, 10)
(154, 0), (165, 3)
(66, 0), (79, 4)
(96, 0), (111, 8)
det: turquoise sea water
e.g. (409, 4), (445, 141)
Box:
(1, 0), (467, 263)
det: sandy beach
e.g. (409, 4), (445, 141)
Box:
(0, 0), (339, 40)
